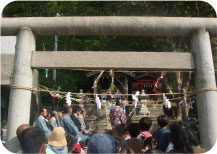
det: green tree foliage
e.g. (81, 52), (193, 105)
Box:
(2, 1), (217, 106)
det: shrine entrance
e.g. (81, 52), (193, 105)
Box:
(137, 80), (157, 93)
(1, 16), (217, 152)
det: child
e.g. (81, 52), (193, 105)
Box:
(153, 115), (171, 152)
(80, 141), (88, 154)
(114, 124), (129, 152)
(67, 137), (83, 154)
(143, 137), (158, 153)
(120, 123), (143, 153)
(115, 123), (130, 139)
(138, 117), (152, 141)
(66, 137), (75, 154)
(169, 121), (207, 153)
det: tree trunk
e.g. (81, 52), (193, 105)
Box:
(155, 37), (192, 120)
(164, 71), (192, 120)
(181, 72), (192, 120)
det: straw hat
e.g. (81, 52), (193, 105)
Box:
(48, 127), (67, 147)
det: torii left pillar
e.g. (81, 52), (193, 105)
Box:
(5, 27), (35, 152)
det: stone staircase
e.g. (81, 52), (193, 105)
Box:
(74, 103), (167, 133)
(95, 107), (112, 132)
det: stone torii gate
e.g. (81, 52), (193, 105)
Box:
(1, 17), (217, 152)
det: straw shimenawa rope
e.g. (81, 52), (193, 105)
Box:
(10, 85), (217, 97)
(9, 85), (217, 105)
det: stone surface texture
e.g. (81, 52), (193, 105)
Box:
(1, 17), (217, 36)
(192, 28), (217, 150)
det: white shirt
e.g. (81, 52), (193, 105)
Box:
(41, 115), (48, 122)
(40, 115), (45, 120)
(74, 113), (77, 118)
(49, 117), (57, 128)
(2, 129), (7, 137)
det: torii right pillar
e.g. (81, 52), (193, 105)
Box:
(192, 28), (217, 150)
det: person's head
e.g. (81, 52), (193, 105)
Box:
(80, 141), (88, 154)
(48, 127), (67, 147)
(46, 114), (51, 120)
(186, 117), (200, 142)
(39, 107), (48, 118)
(58, 111), (63, 119)
(51, 111), (58, 118)
(144, 137), (157, 151)
(20, 127), (47, 154)
(73, 106), (82, 116)
(169, 121), (199, 153)
(81, 109), (86, 119)
(64, 106), (72, 115)
(139, 117), (152, 131)
(157, 115), (169, 128)
(115, 124), (128, 138)
(3, 122), (7, 129)
(88, 133), (116, 153)
(116, 99), (120, 106)
(128, 123), (140, 138)
(16, 124), (31, 142)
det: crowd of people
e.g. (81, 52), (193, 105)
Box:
(1, 100), (207, 154)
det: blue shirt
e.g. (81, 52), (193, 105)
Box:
(17, 148), (55, 154)
(153, 128), (171, 152)
(56, 118), (62, 127)
(62, 114), (79, 138)
(35, 115), (51, 138)
(46, 144), (68, 154)
(62, 114), (89, 142)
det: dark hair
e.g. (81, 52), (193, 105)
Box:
(51, 113), (55, 117)
(128, 123), (140, 138)
(144, 149), (163, 153)
(116, 99), (121, 106)
(80, 141), (88, 149)
(157, 115), (169, 127)
(39, 107), (47, 114)
(139, 117), (152, 131)
(169, 121), (199, 153)
(186, 118), (200, 142)
(115, 124), (128, 136)
(144, 137), (157, 150)
(64, 106), (72, 114)
(66, 137), (75, 152)
(20, 127), (46, 153)
(73, 106), (81, 113)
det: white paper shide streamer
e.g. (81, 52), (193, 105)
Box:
(65, 92), (72, 106)
(129, 91), (140, 116)
(163, 93), (171, 109)
(95, 94), (102, 110)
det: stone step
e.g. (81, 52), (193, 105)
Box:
(86, 104), (165, 133)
